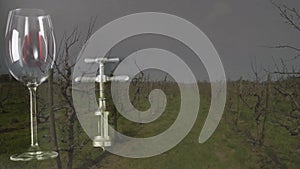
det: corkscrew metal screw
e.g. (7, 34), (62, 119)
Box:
(75, 57), (129, 148)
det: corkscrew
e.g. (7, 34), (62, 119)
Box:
(75, 57), (129, 147)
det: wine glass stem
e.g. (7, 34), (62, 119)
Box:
(28, 85), (39, 149)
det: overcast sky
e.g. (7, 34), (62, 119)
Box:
(0, 0), (299, 80)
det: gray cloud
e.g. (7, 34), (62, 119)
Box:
(0, 0), (299, 80)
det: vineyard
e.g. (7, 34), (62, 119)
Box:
(0, 73), (299, 169)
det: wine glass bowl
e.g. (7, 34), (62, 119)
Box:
(5, 8), (55, 86)
(4, 8), (58, 161)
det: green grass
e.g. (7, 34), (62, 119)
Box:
(0, 80), (300, 169)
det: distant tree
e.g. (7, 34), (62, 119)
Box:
(270, 1), (300, 136)
(252, 1), (300, 168)
(270, 0), (300, 75)
(51, 17), (97, 169)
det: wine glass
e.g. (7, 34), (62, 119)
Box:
(4, 8), (58, 161)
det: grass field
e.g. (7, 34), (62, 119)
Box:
(0, 78), (299, 169)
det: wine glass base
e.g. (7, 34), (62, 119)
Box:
(10, 151), (58, 161)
